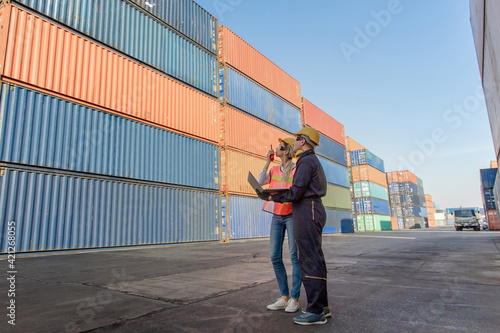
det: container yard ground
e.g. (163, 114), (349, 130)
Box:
(2, 227), (500, 333)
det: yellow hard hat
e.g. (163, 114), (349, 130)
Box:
(293, 127), (320, 146)
(278, 137), (295, 147)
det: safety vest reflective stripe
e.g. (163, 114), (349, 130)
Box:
(263, 166), (295, 216)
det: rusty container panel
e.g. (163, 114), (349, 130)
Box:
(224, 149), (280, 196)
(351, 165), (388, 187)
(0, 5), (219, 143)
(13, 0), (218, 96)
(0, 165), (220, 253)
(301, 98), (345, 146)
(218, 25), (301, 108)
(224, 105), (291, 157)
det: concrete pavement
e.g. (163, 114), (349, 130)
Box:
(1, 227), (500, 332)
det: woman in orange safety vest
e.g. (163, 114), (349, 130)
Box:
(258, 137), (300, 313)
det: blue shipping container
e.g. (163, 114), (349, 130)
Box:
(15, 0), (218, 97)
(350, 149), (385, 172)
(222, 66), (302, 134)
(229, 195), (272, 239)
(324, 209), (354, 234)
(483, 188), (496, 209)
(129, 0), (218, 54)
(315, 133), (347, 167)
(480, 168), (498, 189)
(318, 157), (350, 188)
(0, 166), (220, 253)
(355, 198), (390, 215)
(0, 84), (219, 190)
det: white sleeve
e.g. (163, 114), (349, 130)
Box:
(258, 168), (271, 185)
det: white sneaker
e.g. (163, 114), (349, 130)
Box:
(267, 298), (289, 310)
(285, 299), (300, 313)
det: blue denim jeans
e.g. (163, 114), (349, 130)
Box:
(270, 213), (301, 299)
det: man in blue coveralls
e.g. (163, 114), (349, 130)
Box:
(264, 126), (329, 325)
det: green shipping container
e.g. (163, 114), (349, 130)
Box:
(373, 215), (392, 231)
(357, 215), (366, 232)
(323, 184), (352, 210)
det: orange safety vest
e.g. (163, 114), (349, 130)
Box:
(262, 165), (295, 216)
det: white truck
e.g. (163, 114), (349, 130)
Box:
(454, 209), (480, 231)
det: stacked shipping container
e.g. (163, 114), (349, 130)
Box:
(346, 138), (391, 232)
(302, 99), (353, 233)
(424, 194), (437, 227)
(0, 1), (222, 252)
(218, 25), (301, 239)
(218, 26), (351, 237)
(387, 171), (427, 229)
(480, 168), (499, 230)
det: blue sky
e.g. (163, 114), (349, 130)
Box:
(196, 0), (494, 210)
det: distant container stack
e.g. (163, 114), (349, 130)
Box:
(424, 194), (437, 227)
(481, 168), (499, 230)
(387, 171), (428, 229)
(0, 0), (223, 253)
(346, 138), (391, 232)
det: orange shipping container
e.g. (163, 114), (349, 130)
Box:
(351, 165), (388, 187)
(223, 106), (290, 157)
(491, 160), (498, 168)
(218, 25), (301, 108)
(345, 136), (366, 152)
(221, 149), (280, 196)
(0, 5), (219, 143)
(386, 170), (418, 185)
(391, 217), (399, 230)
(302, 98), (345, 146)
(424, 194), (432, 202)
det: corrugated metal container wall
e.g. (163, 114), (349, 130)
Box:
(483, 188), (496, 209)
(0, 166), (220, 253)
(223, 105), (289, 156)
(345, 136), (365, 152)
(491, 160), (499, 168)
(416, 176), (424, 189)
(0, 5), (220, 143)
(316, 133), (347, 167)
(301, 98), (345, 146)
(228, 195), (272, 239)
(318, 156), (350, 188)
(323, 184), (351, 210)
(390, 217), (398, 230)
(223, 149), (280, 195)
(371, 215), (392, 231)
(482, 44), (500, 156)
(351, 165), (388, 187)
(0, 84), (219, 189)
(480, 168), (498, 189)
(218, 25), (301, 108)
(470, 0), (484, 76)
(386, 171), (418, 185)
(222, 66), (302, 134)
(324, 209), (354, 234)
(12, 0), (218, 97)
(129, 0), (218, 54)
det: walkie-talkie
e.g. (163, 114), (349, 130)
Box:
(270, 145), (274, 161)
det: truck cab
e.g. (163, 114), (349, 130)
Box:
(454, 209), (480, 231)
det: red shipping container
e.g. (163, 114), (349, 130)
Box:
(487, 209), (500, 230)
(301, 98), (345, 146)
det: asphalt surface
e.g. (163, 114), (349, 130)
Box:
(1, 226), (500, 333)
